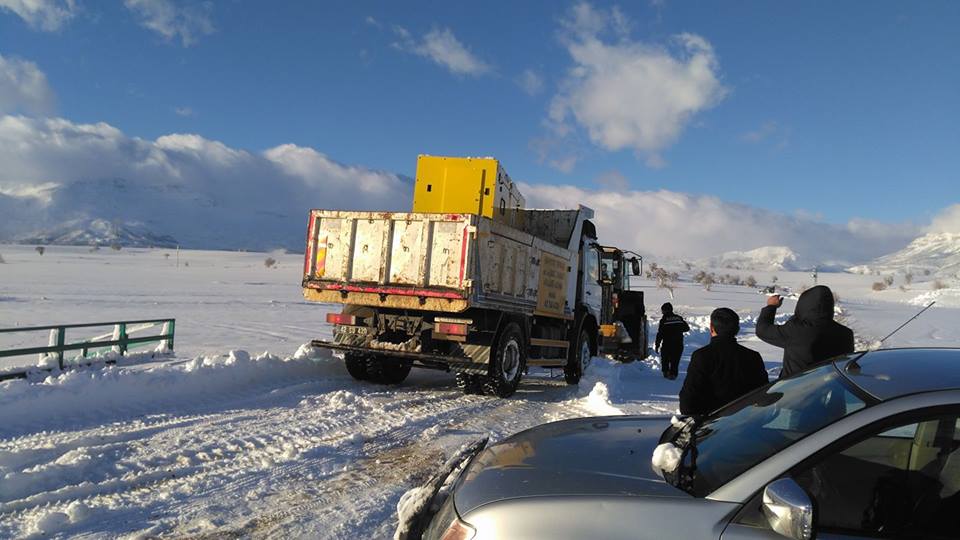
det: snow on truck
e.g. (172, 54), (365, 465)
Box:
(302, 156), (648, 397)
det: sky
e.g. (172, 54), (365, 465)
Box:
(0, 0), (958, 259)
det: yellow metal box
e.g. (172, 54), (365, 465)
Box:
(413, 155), (525, 226)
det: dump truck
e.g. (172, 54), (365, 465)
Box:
(302, 155), (647, 397)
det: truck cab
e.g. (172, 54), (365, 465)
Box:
(597, 246), (648, 362)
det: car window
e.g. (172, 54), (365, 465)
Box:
(586, 249), (599, 283)
(686, 365), (867, 497)
(793, 411), (960, 539)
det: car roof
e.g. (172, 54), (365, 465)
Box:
(837, 348), (960, 401)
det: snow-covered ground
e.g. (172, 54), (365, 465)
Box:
(1, 244), (958, 538)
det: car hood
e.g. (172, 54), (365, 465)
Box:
(452, 415), (688, 516)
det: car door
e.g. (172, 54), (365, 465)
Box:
(721, 407), (960, 540)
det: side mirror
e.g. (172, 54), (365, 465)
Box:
(630, 258), (641, 276)
(762, 478), (814, 540)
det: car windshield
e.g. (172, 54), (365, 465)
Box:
(682, 362), (869, 497)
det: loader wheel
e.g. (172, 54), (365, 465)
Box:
(564, 329), (591, 385)
(366, 356), (413, 385)
(483, 322), (525, 398)
(345, 355), (369, 380)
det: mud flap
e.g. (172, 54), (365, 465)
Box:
(394, 437), (488, 540)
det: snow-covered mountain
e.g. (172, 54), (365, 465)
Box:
(695, 246), (809, 272)
(848, 232), (960, 280)
(17, 218), (179, 248)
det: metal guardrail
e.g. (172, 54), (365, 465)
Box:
(0, 318), (175, 381)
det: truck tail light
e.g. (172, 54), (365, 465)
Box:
(326, 313), (357, 325)
(435, 322), (468, 336)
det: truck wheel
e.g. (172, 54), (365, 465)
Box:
(483, 322), (525, 398)
(565, 329), (591, 385)
(456, 372), (483, 395)
(345, 355), (369, 380)
(366, 356), (413, 384)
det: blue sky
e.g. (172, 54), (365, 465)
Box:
(1, 0), (958, 229)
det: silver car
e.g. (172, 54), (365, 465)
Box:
(421, 348), (960, 540)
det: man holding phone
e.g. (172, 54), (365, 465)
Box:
(756, 285), (854, 378)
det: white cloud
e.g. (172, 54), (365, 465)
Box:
(929, 204), (960, 234)
(173, 106), (193, 117)
(0, 53), (55, 115)
(522, 181), (921, 263)
(549, 2), (726, 167)
(0, 0), (76, 31)
(0, 114), (410, 249)
(124, 0), (215, 47)
(393, 26), (491, 77)
(516, 69), (544, 96)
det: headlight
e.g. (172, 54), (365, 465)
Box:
(423, 495), (475, 540)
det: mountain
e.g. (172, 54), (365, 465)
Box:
(17, 218), (179, 248)
(848, 232), (960, 280)
(695, 246), (809, 272)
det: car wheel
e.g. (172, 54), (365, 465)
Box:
(483, 322), (525, 398)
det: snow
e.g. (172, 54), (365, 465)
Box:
(651, 443), (683, 476)
(1, 244), (959, 538)
(696, 245), (806, 272)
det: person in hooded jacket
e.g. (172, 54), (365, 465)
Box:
(655, 302), (689, 380)
(756, 285), (854, 378)
(679, 308), (768, 416)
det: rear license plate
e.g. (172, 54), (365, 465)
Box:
(338, 326), (369, 336)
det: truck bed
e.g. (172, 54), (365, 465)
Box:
(302, 208), (591, 318)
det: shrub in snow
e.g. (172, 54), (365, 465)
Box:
(905, 272), (914, 285)
(110, 242), (122, 251)
(264, 257), (277, 268)
(924, 269), (932, 276)
(872, 281), (887, 291)
(745, 275), (757, 288)
(701, 274), (715, 291)
(0, 253), (5, 263)
(932, 279), (947, 290)
(883, 275), (894, 287)
(771, 275), (778, 283)
(833, 291), (841, 304)
(35, 246), (45, 256)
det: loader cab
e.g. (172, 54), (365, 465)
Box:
(597, 246), (648, 362)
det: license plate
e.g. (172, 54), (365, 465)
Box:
(338, 326), (369, 336)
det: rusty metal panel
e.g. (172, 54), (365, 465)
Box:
(428, 220), (465, 288)
(389, 219), (425, 285)
(314, 217), (345, 281)
(352, 218), (389, 282)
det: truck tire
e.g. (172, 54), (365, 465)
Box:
(345, 354), (369, 380)
(483, 322), (525, 398)
(366, 356), (413, 385)
(455, 372), (483, 395)
(565, 329), (591, 385)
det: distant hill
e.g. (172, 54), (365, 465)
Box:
(17, 218), (179, 248)
(695, 246), (809, 272)
(848, 232), (960, 280)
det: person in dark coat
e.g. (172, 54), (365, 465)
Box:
(655, 302), (689, 380)
(756, 285), (854, 379)
(679, 308), (768, 416)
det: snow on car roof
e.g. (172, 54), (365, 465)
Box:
(839, 348), (960, 401)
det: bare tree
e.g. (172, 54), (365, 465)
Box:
(904, 272), (913, 285)
(0, 253), (5, 264)
(701, 273), (715, 291)
(110, 242), (122, 251)
(771, 275), (779, 284)
(745, 275), (757, 288)
(872, 281), (887, 291)
(652, 266), (676, 299)
(932, 279), (946, 290)
(35, 246), (45, 256)
(883, 275), (894, 287)
(264, 257), (277, 269)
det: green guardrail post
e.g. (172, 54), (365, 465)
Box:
(119, 323), (128, 354)
(55, 327), (65, 370)
(167, 319), (175, 351)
